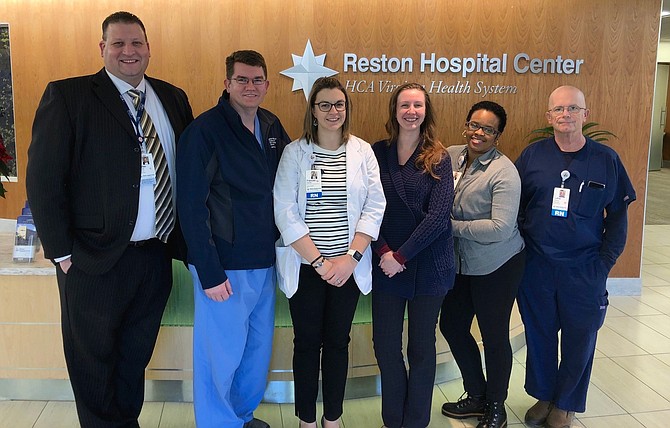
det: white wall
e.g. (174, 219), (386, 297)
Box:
(659, 41), (670, 62)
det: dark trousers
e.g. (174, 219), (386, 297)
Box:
(372, 291), (445, 428)
(439, 250), (525, 402)
(288, 265), (360, 423)
(55, 240), (172, 428)
(517, 250), (609, 412)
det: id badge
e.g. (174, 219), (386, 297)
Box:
(551, 187), (570, 218)
(453, 171), (463, 190)
(140, 153), (157, 185)
(306, 169), (322, 199)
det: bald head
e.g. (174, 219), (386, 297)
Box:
(548, 86), (586, 110)
(546, 85), (590, 143)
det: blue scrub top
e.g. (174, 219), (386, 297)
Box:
(515, 137), (636, 266)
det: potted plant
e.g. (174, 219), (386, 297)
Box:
(526, 122), (617, 145)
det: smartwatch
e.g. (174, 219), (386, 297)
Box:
(347, 249), (363, 262)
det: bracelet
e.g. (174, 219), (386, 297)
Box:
(310, 254), (324, 266)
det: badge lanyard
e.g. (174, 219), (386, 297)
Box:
(121, 92), (156, 185)
(551, 170), (571, 218)
(121, 92), (147, 148)
(306, 153), (322, 199)
(550, 144), (593, 218)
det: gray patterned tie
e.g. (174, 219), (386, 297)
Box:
(128, 89), (174, 243)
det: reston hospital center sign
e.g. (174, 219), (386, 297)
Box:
(343, 52), (584, 97)
(281, 41), (585, 99)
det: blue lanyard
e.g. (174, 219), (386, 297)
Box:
(121, 92), (147, 145)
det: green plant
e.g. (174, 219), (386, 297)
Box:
(526, 122), (617, 145)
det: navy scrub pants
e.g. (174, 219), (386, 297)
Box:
(517, 250), (609, 413)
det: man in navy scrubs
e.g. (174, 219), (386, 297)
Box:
(515, 86), (636, 428)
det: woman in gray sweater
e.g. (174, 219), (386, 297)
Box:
(439, 101), (525, 428)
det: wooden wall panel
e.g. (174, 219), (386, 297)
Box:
(0, 0), (660, 279)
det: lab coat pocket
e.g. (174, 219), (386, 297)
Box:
(275, 239), (300, 298)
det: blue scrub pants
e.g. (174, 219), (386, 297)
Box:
(189, 265), (276, 428)
(517, 250), (609, 413)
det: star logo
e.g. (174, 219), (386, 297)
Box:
(281, 40), (338, 100)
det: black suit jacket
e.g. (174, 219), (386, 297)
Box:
(26, 68), (194, 274)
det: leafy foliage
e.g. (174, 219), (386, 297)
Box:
(526, 122), (617, 145)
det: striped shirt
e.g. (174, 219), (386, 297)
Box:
(305, 143), (349, 258)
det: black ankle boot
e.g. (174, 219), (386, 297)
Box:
(441, 393), (486, 419)
(476, 401), (507, 428)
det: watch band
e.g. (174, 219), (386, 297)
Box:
(347, 249), (363, 262)
(311, 255), (325, 269)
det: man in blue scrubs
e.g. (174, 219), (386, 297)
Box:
(177, 51), (290, 428)
(515, 86), (635, 428)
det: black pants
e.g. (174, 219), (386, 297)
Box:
(372, 291), (445, 428)
(56, 240), (172, 428)
(439, 250), (525, 402)
(288, 265), (360, 423)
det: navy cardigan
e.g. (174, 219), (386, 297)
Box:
(371, 140), (456, 298)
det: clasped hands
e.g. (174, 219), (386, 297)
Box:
(379, 251), (405, 278)
(314, 255), (356, 287)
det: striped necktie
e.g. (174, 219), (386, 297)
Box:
(128, 89), (174, 243)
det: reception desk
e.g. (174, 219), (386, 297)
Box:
(0, 231), (526, 403)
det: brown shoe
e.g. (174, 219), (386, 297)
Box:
(523, 400), (553, 426)
(545, 406), (575, 428)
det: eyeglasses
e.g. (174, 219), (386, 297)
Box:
(229, 76), (266, 86)
(548, 105), (587, 116)
(465, 121), (499, 137)
(314, 101), (346, 112)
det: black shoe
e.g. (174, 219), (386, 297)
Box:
(244, 418), (270, 428)
(476, 401), (507, 428)
(441, 393), (486, 419)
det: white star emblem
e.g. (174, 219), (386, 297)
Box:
(281, 40), (338, 100)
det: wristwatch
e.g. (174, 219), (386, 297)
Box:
(312, 255), (325, 269)
(347, 249), (363, 262)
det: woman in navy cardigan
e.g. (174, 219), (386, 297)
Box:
(371, 82), (455, 428)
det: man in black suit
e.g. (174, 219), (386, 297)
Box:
(26, 11), (193, 428)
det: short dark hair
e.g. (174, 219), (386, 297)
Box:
(302, 77), (351, 147)
(466, 101), (507, 133)
(225, 50), (268, 80)
(102, 11), (147, 41)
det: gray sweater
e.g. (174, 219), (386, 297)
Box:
(448, 145), (525, 275)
